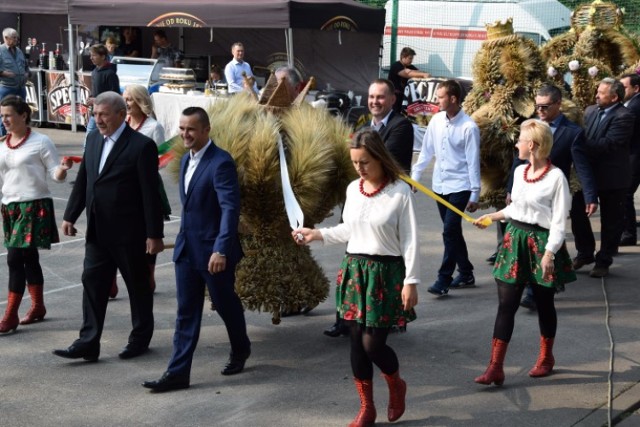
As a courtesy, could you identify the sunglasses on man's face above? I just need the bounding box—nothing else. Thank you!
[534,102,557,111]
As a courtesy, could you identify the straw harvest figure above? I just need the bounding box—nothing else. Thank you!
[462,18,546,208]
[169,74,355,324]
[542,0,640,109]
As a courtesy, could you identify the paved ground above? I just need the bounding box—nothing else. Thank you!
[0,125,639,426]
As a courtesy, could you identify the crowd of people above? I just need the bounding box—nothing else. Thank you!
[1,28,640,425]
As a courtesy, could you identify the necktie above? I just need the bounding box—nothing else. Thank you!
[588,109,605,139]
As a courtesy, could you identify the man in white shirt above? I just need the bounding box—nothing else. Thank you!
[224,42,258,94]
[411,80,480,296]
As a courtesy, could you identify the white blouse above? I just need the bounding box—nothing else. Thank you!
[0,131,63,204]
[319,179,421,285]
[137,117,165,146]
[502,165,571,254]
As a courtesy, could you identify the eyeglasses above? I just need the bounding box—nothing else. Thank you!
[534,102,557,111]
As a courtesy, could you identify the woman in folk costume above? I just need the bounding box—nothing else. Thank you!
[473,119,576,385]
[0,95,72,333]
[294,129,419,426]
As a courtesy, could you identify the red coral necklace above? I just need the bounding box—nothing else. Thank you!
[359,178,389,198]
[5,127,31,150]
[126,115,147,131]
[523,159,552,183]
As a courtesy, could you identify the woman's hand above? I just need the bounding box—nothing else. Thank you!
[541,253,555,282]
[291,227,320,245]
[473,214,492,229]
[401,283,418,311]
[60,157,73,170]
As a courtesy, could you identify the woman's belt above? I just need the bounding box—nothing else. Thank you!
[509,219,548,232]
[347,252,403,263]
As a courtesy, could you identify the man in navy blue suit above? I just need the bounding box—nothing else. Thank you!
[144,107,251,393]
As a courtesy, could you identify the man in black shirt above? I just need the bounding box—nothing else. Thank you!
[387,47,430,113]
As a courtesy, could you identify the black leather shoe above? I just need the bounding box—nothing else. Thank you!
[324,321,349,337]
[520,295,537,311]
[221,351,250,375]
[589,265,609,278]
[118,343,149,360]
[486,253,497,263]
[142,371,190,393]
[572,257,595,270]
[52,344,99,362]
[619,236,637,246]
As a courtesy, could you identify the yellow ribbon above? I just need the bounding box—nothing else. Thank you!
[400,175,492,227]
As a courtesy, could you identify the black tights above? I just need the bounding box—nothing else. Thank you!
[7,247,43,294]
[348,321,399,380]
[493,280,557,342]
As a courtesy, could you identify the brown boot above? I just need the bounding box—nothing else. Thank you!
[529,336,555,377]
[381,370,406,422]
[20,284,46,324]
[109,277,118,299]
[148,263,156,293]
[0,291,23,334]
[348,378,376,427]
[474,338,508,386]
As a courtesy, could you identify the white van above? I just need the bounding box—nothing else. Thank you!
[382,0,571,79]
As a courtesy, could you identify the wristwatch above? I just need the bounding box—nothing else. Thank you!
[214,251,226,257]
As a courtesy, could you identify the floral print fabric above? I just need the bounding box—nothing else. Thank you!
[336,255,416,328]
[493,222,576,291]
[2,198,59,249]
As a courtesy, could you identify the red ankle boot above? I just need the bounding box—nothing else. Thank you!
[529,336,555,377]
[475,338,508,386]
[382,370,406,422]
[348,378,376,427]
[0,291,23,334]
[20,284,47,324]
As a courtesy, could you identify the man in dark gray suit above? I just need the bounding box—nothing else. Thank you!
[53,92,164,361]
[619,74,640,246]
[575,78,635,278]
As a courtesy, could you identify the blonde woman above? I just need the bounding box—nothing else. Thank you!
[473,119,576,386]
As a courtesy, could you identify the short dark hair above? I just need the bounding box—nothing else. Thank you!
[350,129,403,183]
[182,106,210,128]
[0,95,31,126]
[537,84,563,103]
[371,78,396,94]
[438,79,462,101]
[621,73,640,89]
[400,47,416,58]
[153,29,167,39]
[90,44,108,57]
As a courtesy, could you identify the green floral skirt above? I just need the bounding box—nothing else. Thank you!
[493,220,576,292]
[336,253,416,328]
[2,198,60,249]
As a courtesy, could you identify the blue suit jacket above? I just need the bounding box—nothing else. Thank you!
[173,142,243,269]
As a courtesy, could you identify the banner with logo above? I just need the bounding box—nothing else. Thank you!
[45,71,92,126]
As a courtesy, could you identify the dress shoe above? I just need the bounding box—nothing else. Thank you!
[486,253,497,264]
[324,320,349,337]
[118,343,149,359]
[301,303,319,315]
[280,307,302,317]
[221,351,250,375]
[449,274,476,289]
[52,344,99,362]
[142,371,190,393]
[572,257,595,270]
[589,265,609,278]
[619,236,637,246]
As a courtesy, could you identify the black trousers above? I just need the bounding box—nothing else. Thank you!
[622,166,640,239]
[571,189,626,267]
[74,238,153,350]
